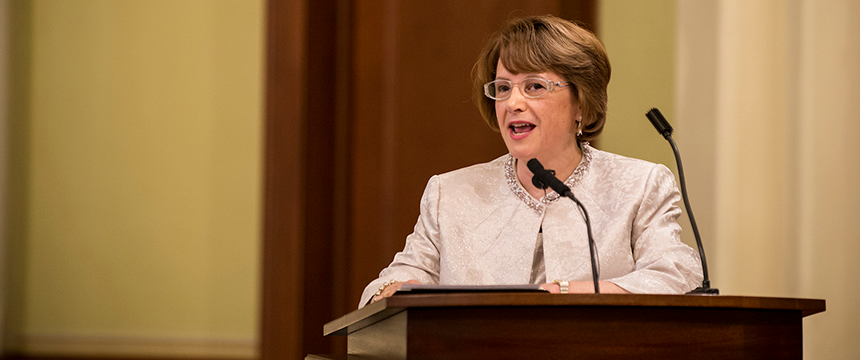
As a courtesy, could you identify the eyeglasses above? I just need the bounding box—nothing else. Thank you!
[483,77,571,100]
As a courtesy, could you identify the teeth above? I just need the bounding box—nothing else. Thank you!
[511,123,534,135]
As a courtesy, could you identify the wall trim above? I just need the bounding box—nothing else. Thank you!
[15,334,256,359]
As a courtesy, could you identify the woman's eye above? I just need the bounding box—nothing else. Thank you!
[496,84,511,93]
[525,81,546,92]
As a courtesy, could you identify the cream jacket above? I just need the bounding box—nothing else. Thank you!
[359,145,703,307]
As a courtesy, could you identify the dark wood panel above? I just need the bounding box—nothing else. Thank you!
[347,0,397,310]
[260,0,308,359]
[324,294,823,360]
[302,0,342,355]
[406,307,800,359]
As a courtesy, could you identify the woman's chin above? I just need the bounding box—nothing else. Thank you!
[507,149,539,162]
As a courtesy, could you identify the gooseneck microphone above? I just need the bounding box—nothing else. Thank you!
[527,159,572,197]
[645,108,719,295]
[527,159,600,294]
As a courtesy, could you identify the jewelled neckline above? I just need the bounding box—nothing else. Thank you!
[504,142,593,215]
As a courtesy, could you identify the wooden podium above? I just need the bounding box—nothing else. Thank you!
[319,292,825,360]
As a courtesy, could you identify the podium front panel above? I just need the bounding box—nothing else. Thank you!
[324,293,824,360]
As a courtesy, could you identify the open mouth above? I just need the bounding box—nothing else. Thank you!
[510,123,536,135]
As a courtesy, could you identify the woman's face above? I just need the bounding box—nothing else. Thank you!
[494,61,582,165]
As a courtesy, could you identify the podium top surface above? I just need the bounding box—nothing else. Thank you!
[324,292,825,336]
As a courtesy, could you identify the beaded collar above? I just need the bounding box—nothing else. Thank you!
[504,142,593,215]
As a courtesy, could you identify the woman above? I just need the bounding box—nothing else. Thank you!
[360,15,702,307]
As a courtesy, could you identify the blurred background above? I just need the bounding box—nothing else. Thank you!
[1,0,857,359]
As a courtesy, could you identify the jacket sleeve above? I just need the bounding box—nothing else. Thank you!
[358,176,443,308]
[606,164,704,294]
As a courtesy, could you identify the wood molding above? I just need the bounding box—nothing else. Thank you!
[7,334,255,359]
[5,356,249,360]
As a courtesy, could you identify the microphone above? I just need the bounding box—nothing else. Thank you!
[647,107,674,139]
[645,108,719,295]
[527,159,572,197]
[527,158,600,294]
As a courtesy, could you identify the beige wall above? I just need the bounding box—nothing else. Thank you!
[605,0,860,358]
[599,0,678,169]
[4,1,263,357]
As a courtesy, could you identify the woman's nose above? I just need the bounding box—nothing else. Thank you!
[506,86,528,112]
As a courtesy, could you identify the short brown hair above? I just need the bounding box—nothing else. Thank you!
[472,15,611,141]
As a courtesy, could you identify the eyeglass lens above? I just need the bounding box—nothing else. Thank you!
[487,78,552,100]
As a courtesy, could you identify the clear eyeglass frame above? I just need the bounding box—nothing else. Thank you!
[483,77,571,101]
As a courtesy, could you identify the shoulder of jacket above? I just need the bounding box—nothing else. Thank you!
[434,154,509,181]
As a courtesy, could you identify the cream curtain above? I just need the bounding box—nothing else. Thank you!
[677,0,860,358]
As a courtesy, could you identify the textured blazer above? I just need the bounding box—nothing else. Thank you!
[359,145,703,307]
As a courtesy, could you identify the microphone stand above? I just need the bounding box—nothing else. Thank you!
[566,193,600,294]
[646,108,719,295]
[527,159,600,294]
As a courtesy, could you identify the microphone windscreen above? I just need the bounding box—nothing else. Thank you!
[527,158,544,174]
[527,159,549,189]
[646,108,674,137]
